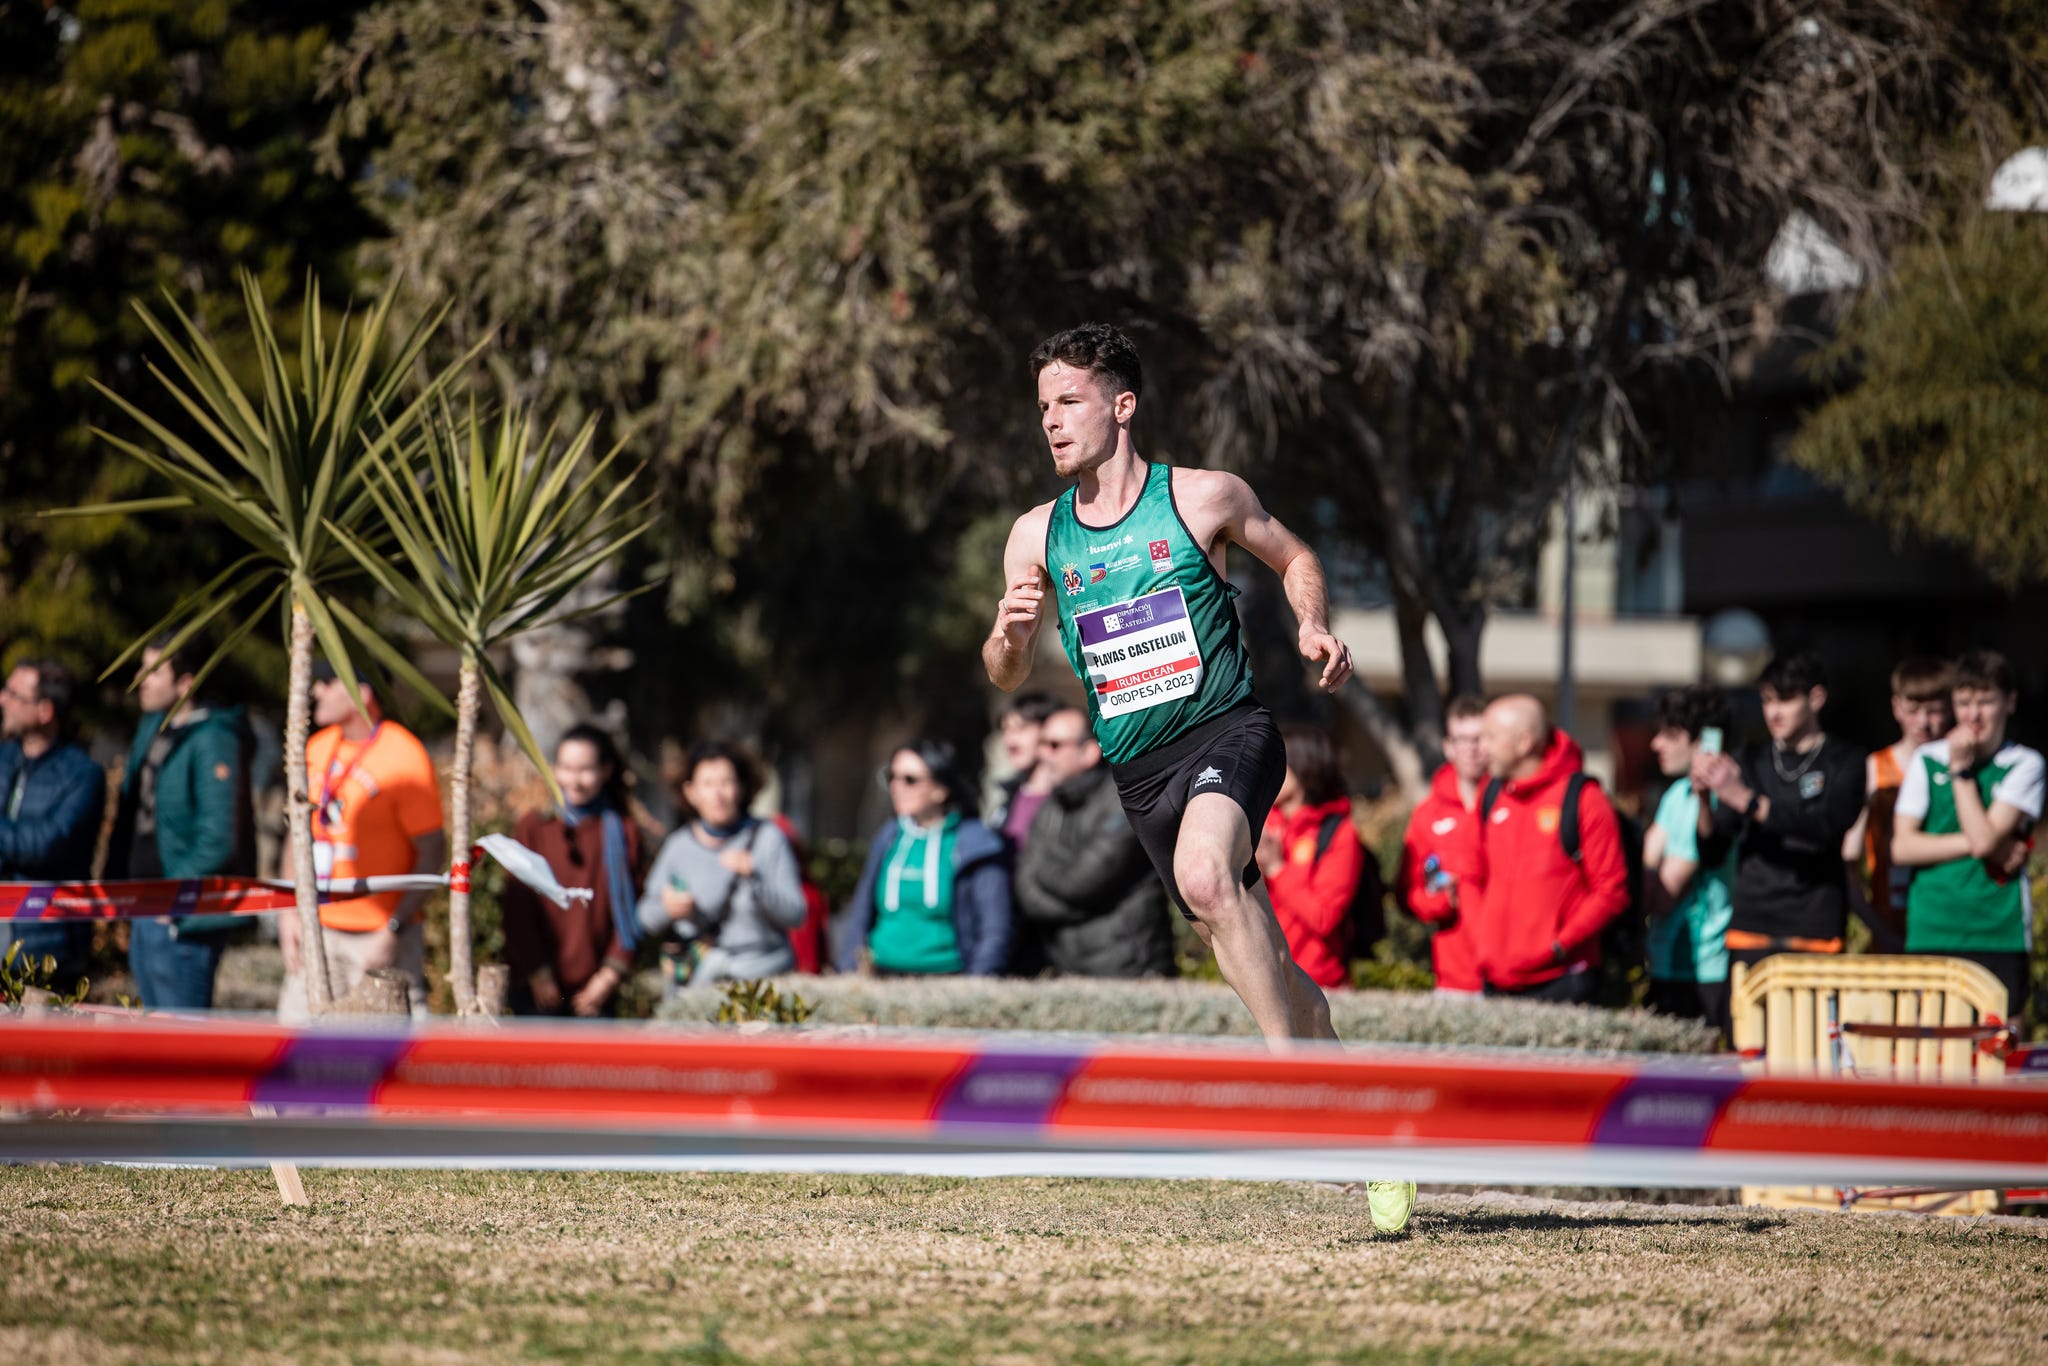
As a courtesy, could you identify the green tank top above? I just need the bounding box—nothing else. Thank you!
[1045,462,1255,764]
[1904,746,2036,954]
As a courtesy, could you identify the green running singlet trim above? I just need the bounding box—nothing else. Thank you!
[1045,462,1255,765]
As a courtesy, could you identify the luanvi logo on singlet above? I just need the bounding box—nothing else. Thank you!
[1045,462,1255,764]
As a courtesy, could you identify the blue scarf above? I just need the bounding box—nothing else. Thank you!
[564,799,639,954]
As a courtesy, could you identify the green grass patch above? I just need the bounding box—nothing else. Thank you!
[3,1168,2044,1363]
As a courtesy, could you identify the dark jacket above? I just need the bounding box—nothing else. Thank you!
[1012,764,1174,978]
[0,738,105,880]
[108,706,256,934]
[500,808,646,995]
[836,816,1012,976]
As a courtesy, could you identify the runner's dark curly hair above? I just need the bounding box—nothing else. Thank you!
[1029,322,1143,401]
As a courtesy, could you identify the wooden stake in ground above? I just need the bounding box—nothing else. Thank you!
[259,964,413,1207]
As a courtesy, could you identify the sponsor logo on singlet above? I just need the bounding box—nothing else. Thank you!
[1061,564,1083,595]
[1149,538,1172,572]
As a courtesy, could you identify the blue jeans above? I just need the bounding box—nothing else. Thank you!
[3,922,93,995]
[128,919,226,1009]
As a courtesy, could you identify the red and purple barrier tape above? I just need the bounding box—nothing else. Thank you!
[0,835,588,922]
[3,1015,2047,1186]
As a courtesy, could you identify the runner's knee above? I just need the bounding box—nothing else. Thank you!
[1173,853,1242,922]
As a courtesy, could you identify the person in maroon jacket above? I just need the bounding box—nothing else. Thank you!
[1398,695,1488,994]
[1471,695,1630,1003]
[501,724,649,1017]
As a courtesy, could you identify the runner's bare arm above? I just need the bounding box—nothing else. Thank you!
[1178,469,1353,692]
[984,504,1054,692]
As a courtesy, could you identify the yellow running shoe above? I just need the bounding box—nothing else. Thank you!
[1366,1179,1416,1235]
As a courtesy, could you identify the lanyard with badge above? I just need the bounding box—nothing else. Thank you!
[312,723,383,878]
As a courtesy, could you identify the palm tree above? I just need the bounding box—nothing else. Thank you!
[64,272,464,1014]
[336,398,653,1015]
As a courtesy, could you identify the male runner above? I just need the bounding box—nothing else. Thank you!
[983,322,1414,1234]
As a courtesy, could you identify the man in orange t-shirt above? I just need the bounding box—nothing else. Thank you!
[277,664,446,1021]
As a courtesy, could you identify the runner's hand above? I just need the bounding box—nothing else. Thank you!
[995,571,1047,647]
[1298,628,1353,691]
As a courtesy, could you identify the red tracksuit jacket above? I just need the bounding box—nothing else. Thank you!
[1470,729,1630,990]
[1399,763,1485,992]
[1262,796,1362,990]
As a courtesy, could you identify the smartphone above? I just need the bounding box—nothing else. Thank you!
[1700,726,1724,756]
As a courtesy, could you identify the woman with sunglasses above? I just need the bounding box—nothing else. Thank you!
[835,739,1012,976]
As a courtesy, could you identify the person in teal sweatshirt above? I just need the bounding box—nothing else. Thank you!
[836,739,1012,976]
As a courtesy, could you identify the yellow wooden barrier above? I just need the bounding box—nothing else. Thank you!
[1729,953,2012,1214]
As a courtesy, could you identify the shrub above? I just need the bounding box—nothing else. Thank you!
[654,974,1719,1053]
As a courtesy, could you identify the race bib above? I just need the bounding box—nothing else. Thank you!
[1077,587,1203,719]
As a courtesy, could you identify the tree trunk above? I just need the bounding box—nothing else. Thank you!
[1335,679,1430,803]
[1393,587,1445,771]
[447,655,482,1017]
[511,617,600,765]
[286,600,333,1013]
[1440,608,1485,702]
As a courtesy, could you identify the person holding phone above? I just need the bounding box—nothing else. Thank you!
[637,741,808,987]
[1643,685,1738,1036]
[1693,651,1868,971]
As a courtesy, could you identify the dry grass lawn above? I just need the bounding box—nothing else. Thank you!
[4,1167,2045,1364]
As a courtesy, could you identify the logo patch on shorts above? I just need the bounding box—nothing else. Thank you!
[1195,766,1224,787]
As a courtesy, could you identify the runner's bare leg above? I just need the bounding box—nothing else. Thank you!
[1175,792,1337,1046]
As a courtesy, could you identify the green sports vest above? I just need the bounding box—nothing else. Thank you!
[1904,749,2033,954]
[1045,462,1255,764]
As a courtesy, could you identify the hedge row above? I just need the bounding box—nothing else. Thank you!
[654,974,1721,1053]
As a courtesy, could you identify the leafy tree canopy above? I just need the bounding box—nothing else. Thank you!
[1791,215,2048,586]
[0,0,379,710]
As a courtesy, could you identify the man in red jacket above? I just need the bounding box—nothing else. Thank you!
[1472,695,1630,1004]
[1399,695,1488,994]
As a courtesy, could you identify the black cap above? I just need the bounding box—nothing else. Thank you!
[309,660,369,685]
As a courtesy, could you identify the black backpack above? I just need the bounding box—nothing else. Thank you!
[1478,772,1645,966]
[1311,813,1389,959]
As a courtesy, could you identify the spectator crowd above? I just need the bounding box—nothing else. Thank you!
[0,640,2037,1038]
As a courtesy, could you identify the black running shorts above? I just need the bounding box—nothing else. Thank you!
[1108,701,1288,920]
